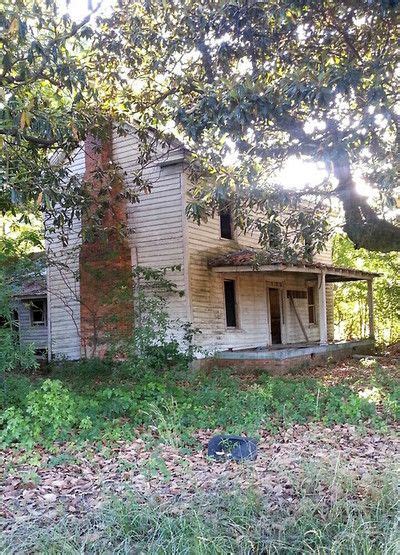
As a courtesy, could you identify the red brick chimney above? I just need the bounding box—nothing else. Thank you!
[79,129,133,357]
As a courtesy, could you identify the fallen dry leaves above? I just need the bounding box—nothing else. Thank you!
[1,359,399,532]
[236,354,400,388]
[1,422,399,532]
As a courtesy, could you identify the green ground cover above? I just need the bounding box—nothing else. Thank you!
[1,358,399,450]
[1,358,399,554]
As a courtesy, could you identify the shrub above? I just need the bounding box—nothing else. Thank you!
[49,357,112,379]
[0,406,33,447]
[0,374,33,409]
[26,380,78,440]
[93,387,137,419]
[0,328,38,379]
[0,379,81,448]
[110,266,202,375]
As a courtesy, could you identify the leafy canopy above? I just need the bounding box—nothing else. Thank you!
[97,0,400,254]
[1,0,399,256]
[0,0,110,232]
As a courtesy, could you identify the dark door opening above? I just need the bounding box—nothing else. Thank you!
[269,288,282,344]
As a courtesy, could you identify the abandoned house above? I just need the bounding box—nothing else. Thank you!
[34,126,377,370]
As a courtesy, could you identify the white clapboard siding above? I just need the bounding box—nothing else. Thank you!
[16,298,48,350]
[112,131,189,342]
[47,127,335,358]
[191,269,333,352]
[184,170,334,351]
[46,147,84,359]
[47,130,190,359]
[185,201,269,350]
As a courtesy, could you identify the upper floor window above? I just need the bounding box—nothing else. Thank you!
[220,208,233,239]
[30,299,47,326]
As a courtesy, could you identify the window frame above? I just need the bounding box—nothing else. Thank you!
[219,208,234,240]
[307,286,316,325]
[223,279,239,329]
[29,299,47,327]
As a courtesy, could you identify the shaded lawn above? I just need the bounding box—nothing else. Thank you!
[0,358,399,553]
[1,422,399,554]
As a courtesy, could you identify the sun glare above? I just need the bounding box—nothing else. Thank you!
[58,0,113,21]
[58,0,89,20]
[277,157,328,190]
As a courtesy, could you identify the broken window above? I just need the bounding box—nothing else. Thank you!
[220,208,233,239]
[224,280,237,327]
[307,287,316,324]
[29,299,47,326]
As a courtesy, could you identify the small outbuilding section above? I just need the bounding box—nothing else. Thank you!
[13,276,49,359]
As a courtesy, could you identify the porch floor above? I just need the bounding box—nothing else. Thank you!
[215,339,374,361]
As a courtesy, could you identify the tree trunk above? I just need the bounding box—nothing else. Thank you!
[332,151,400,252]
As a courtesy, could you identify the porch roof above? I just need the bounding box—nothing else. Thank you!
[13,277,47,299]
[208,249,379,282]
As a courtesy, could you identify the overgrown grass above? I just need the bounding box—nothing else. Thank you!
[0,359,399,449]
[1,466,398,554]
[1,360,399,553]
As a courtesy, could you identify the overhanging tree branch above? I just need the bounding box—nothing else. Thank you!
[332,151,400,252]
[0,128,59,148]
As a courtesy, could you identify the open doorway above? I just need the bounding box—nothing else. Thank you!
[268,288,282,344]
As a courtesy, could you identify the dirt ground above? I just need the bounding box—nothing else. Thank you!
[1,422,399,528]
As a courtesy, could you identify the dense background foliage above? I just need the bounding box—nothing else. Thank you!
[333,234,400,344]
[0,216,44,377]
[97,0,400,253]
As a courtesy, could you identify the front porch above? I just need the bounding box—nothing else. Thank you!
[212,339,375,373]
[204,249,378,372]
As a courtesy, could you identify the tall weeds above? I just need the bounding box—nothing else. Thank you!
[2,468,398,554]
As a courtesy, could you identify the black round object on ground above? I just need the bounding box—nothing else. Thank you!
[207,435,258,462]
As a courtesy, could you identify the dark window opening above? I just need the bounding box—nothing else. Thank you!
[220,209,233,239]
[307,287,316,324]
[269,288,282,344]
[29,299,47,326]
[224,280,237,327]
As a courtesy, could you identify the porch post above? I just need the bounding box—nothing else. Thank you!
[367,279,375,340]
[318,270,328,345]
